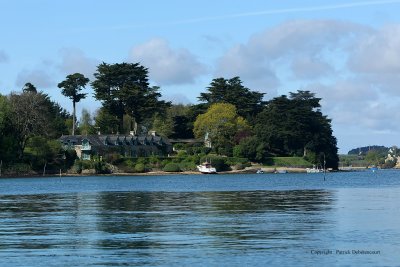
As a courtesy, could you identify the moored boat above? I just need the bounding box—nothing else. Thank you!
[306,165,322,173]
[197,161,217,174]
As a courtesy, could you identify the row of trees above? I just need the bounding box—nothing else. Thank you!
[0,61,339,172]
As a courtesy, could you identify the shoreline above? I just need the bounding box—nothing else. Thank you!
[0,166,380,179]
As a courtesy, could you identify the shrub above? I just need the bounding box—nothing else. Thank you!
[173,143,185,151]
[105,153,122,165]
[163,163,181,172]
[81,160,93,169]
[135,163,146,173]
[73,160,83,174]
[234,163,245,170]
[179,162,197,171]
[5,163,31,175]
[94,161,110,174]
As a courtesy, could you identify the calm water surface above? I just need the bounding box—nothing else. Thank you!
[0,170,399,266]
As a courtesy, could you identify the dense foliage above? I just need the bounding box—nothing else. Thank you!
[249,91,339,169]
[91,62,170,134]
[198,77,266,120]
[194,103,250,156]
[0,62,341,175]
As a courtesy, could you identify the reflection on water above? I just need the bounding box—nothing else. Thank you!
[1,171,400,266]
[0,190,334,266]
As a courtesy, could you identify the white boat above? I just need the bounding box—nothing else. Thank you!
[256,169,264,174]
[306,166,322,173]
[197,161,217,174]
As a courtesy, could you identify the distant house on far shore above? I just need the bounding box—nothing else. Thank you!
[59,131,172,160]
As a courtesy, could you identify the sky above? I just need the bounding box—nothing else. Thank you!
[1,0,400,154]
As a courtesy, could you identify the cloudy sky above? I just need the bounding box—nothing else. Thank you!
[1,0,400,153]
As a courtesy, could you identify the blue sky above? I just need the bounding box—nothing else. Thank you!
[1,0,400,153]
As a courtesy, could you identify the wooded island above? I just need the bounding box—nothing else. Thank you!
[0,62,339,176]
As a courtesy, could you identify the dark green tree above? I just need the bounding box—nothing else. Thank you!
[150,104,194,139]
[91,62,170,134]
[254,91,339,169]
[58,73,89,135]
[0,94,18,163]
[198,77,266,120]
[22,82,37,93]
[94,107,120,134]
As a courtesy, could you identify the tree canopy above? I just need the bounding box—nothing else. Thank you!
[7,91,69,159]
[58,73,89,135]
[253,91,338,168]
[198,77,266,120]
[91,62,170,134]
[194,103,249,156]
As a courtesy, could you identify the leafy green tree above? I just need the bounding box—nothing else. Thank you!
[8,91,69,159]
[91,62,170,133]
[27,136,62,170]
[9,92,51,159]
[150,104,195,138]
[364,150,386,166]
[0,94,18,163]
[79,108,95,135]
[198,77,266,120]
[0,94,9,133]
[94,107,119,134]
[58,73,89,135]
[151,113,174,137]
[194,103,249,156]
[254,91,339,169]
[234,136,268,162]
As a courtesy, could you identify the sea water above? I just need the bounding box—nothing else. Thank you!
[0,170,399,266]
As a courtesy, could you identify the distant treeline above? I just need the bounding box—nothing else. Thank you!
[348,146,389,155]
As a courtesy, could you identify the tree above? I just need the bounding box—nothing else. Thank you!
[58,73,89,135]
[79,109,95,135]
[94,107,119,134]
[150,104,194,138]
[7,90,70,160]
[91,62,170,133]
[253,91,339,169]
[198,77,266,120]
[22,82,37,93]
[194,103,249,156]
[0,94,18,163]
[9,92,51,159]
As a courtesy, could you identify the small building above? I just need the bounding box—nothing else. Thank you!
[59,132,172,160]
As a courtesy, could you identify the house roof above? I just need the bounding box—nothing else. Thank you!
[60,134,171,147]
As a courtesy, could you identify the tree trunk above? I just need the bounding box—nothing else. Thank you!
[72,101,76,135]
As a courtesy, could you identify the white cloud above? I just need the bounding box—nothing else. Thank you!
[129,38,207,85]
[215,20,366,96]
[0,50,9,63]
[58,48,99,79]
[349,24,400,74]
[214,20,400,152]
[290,56,334,79]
